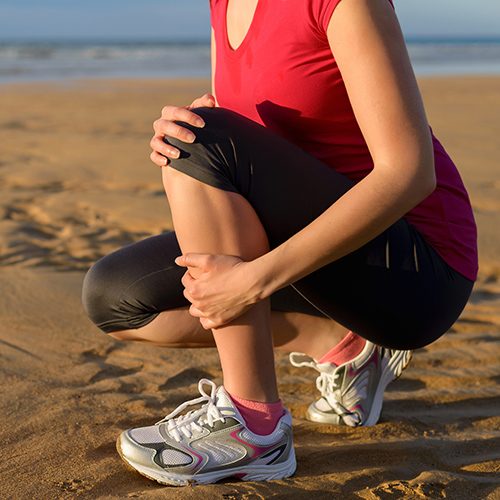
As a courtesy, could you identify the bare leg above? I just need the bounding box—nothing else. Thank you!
[110,307,349,360]
[162,166,281,402]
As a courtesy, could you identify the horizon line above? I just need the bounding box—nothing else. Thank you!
[1,34,500,44]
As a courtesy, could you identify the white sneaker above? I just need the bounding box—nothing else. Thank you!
[117,379,296,485]
[290,342,412,426]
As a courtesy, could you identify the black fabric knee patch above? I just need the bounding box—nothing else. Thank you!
[81,233,188,334]
[82,252,161,333]
[164,107,254,196]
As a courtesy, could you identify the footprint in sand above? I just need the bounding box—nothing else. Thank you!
[80,346,143,386]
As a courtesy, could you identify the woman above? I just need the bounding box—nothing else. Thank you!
[82,0,477,486]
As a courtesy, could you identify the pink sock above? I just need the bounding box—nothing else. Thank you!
[318,331,366,366]
[228,393,285,435]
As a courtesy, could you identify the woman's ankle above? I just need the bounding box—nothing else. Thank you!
[228,391,285,435]
[304,325,350,361]
[317,331,366,365]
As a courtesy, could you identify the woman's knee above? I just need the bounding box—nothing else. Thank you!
[82,254,126,333]
[177,106,238,136]
[166,107,235,153]
[83,233,189,336]
[82,251,158,334]
[163,107,247,194]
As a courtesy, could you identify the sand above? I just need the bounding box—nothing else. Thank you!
[0,76,499,499]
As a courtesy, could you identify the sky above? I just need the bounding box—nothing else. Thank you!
[0,0,499,41]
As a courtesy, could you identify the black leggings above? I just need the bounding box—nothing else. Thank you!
[82,107,473,350]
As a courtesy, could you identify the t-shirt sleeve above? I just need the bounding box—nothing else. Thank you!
[311,0,344,34]
[311,0,395,34]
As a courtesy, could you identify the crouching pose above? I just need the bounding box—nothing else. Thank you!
[82,0,477,486]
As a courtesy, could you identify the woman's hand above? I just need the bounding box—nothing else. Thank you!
[175,253,262,330]
[150,93,216,167]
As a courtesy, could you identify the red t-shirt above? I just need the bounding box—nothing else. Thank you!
[210,0,478,281]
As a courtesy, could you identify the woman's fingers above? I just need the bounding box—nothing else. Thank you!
[189,93,216,110]
[153,119,196,143]
[188,304,225,331]
[150,150,170,167]
[176,253,214,271]
[150,97,214,167]
[189,304,204,318]
[150,118,196,167]
[150,135,180,159]
[161,105,206,128]
[181,270,196,290]
[200,318,217,330]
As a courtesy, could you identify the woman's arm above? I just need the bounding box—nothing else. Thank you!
[253,0,436,299]
[175,0,436,329]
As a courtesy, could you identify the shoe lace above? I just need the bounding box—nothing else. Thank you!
[155,379,226,443]
[289,352,361,426]
[315,370,341,397]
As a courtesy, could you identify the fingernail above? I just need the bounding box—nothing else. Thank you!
[196,119,205,127]
[171,149,180,159]
[186,132,196,142]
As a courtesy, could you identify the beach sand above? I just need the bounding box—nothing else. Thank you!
[0,76,499,499]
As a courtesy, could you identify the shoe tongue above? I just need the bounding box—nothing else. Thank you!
[317,361,338,372]
[215,386,245,422]
[290,352,337,372]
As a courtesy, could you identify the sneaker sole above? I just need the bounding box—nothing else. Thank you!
[116,435,297,486]
[307,349,412,426]
[306,404,344,425]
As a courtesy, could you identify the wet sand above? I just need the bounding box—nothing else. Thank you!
[0,76,499,498]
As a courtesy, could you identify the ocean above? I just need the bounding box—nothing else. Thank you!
[1,38,500,84]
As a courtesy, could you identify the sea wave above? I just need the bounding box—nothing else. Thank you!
[1,39,500,83]
[0,41,211,82]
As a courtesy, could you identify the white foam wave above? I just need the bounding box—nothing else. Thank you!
[1,40,500,83]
